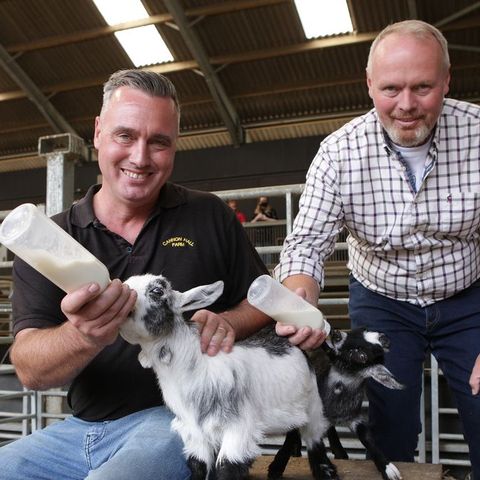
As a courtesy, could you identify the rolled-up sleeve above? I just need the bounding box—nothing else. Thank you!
[273,146,345,289]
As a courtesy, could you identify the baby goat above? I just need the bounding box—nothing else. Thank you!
[121,274,336,480]
[268,327,404,480]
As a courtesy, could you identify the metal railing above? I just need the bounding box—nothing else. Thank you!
[0,366,70,447]
[0,365,36,447]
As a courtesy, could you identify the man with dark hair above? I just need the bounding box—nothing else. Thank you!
[0,69,270,479]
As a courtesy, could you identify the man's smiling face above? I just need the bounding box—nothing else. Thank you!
[367,33,450,147]
[94,86,179,208]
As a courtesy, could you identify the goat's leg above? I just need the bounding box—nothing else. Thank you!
[188,456,208,480]
[171,418,213,479]
[268,429,302,479]
[213,459,252,480]
[306,439,339,480]
[291,429,303,457]
[301,392,339,480]
[214,423,260,480]
[301,424,338,478]
[353,422,402,480]
[327,426,349,459]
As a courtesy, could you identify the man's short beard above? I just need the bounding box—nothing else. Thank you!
[386,123,432,147]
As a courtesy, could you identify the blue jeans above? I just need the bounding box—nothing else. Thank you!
[0,406,191,480]
[349,276,480,480]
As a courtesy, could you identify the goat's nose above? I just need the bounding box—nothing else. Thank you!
[331,329,342,343]
[349,349,368,365]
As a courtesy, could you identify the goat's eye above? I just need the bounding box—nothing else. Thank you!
[150,286,164,296]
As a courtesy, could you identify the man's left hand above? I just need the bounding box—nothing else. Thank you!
[193,310,235,356]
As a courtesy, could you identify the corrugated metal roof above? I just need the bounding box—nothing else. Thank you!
[0,0,479,170]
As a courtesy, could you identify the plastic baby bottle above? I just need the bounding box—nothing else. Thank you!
[247,274,331,334]
[0,203,110,293]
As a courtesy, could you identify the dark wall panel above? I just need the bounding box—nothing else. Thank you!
[0,136,322,211]
[172,136,321,191]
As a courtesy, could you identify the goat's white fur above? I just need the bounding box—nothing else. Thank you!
[386,463,402,479]
[364,331,383,346]
[121,274,328,472]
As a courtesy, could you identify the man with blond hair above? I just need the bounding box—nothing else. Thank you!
[275,20,480,479]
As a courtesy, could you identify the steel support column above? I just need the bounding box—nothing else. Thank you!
[38,133,86,216]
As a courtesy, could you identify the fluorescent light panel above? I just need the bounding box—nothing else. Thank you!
[294,0,353,39]
[92,0,173,67]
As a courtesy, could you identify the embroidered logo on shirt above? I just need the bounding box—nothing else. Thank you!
[162,236,195,248]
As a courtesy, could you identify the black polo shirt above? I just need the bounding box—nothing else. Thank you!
[12,183,268,421]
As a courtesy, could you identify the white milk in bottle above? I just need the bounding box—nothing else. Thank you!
[247,274,330,334]
[0,203,110,293]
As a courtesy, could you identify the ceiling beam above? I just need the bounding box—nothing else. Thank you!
[213,32,377,64]
[0,42,78,135]
[6,2,478,57]
[162,0,244,146]
[435,1,480,28]
[1,16,480,104]
[345,0,359,33]
[0,32,377,102]
[6,0,288,54]
[449,43,480,54]
[2,60,479,136]
[0,59,200,101]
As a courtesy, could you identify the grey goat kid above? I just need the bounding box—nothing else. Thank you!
[121,273,336,480]
[268,327,404,480]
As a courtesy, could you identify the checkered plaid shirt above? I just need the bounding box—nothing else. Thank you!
[274,98,480,307]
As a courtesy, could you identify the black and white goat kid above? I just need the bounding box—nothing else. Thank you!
[121,274,335,480]
[268,328,404,480]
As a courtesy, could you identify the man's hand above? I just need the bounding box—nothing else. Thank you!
[61,278,137,348]
[193,310,235,356]
[469,354,480,396]
[275,322,327,350]
[275,285,327,350]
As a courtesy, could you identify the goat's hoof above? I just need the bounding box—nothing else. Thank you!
[315,463,339,480]
[267,460,285,479]
[267,471,283,480]
[382,463,402,480]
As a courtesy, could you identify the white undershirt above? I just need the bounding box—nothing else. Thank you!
[394,140,431,192]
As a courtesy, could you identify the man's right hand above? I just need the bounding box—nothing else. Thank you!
[11,280,136,390]
[275,320,327,350]
[275,275,326,350]
[61,278,137,348]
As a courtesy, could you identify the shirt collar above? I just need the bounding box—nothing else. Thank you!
[71,182,187,228]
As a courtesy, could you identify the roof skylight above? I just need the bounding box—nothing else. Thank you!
[294,0,353,39]
[92,0,174,67]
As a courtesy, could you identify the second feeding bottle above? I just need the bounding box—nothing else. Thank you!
[247,274,330,335]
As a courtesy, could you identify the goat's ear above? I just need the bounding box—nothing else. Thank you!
[175,280,224,312]
[363,364,404,390]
